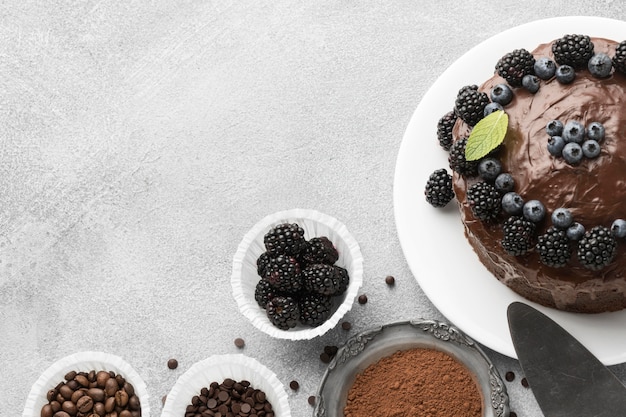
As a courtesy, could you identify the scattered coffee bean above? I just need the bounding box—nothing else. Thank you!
[308,395,316,406]
[234,337,245,348]
[184,378,274,417]
[289,380,299,391]
[505,371,515,382]
[167,358,178,369]
[341,321,352,330]
[40,370,141,417]
[358,294,368,304]
[521,377,529,388]
[385,275,395,286]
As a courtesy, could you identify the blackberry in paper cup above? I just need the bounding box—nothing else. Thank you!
[22,351,149,417]
[231,209,364,340]
[161,354,290,417]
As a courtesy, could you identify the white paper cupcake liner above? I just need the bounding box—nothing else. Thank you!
[161,354,290,417]
[231,208,364,340]
[22,351,150,417]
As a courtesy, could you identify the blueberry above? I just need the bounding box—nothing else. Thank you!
[484,102,504,117]
[562,142,583,164]
[501,192,524,215]
[551,208,573,230]
[582,140,601,158]
[546,120,564,137]
[534,57,557,80]
[523,199,546,223]
[478,157,502,182]
[588,53,613,78]
[563,121,585,144]
[566,222,585,240]
[612,219,626,238]
[490,84,513,106]
[555,65,575,84]
[547,136,566,157]
[494,173,515,193]
[586,122,605,142]
[522,74,540,93]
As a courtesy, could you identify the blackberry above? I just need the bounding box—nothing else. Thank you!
[454,85,490,126]
[299,293,333,327]
[551,34,594,68]
[302,264,345,296]
[495,49,536,87]
[577,226,617,270]
[501,216,536,256]
[264,223,307,256]
[613,41,626,74]
[536,227,571,268]
[466,181,500,221]
[425,169,454,208]
[263,255,303,293]
[256,251,271,276]
[266,296,300,330]
[333,266,350,295]
[449,138,479,177]
[300,237,339,266]
[437,110,457,151]
[255,278,286,309]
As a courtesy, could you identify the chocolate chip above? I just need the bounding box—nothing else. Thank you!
[320,352,331,363]
[308,395,316,406]
[162,395,167,405]
[358,294,368,304]
[185,379,273,417]
[521,377,529,388]
[234,338,245,348]
[167,358,179,369]
[509,412,517,417]
[289,380,299,391]
[385,275,395,286]
[341,321,352,330]
[324,345,338,356]
[505,371,515,382]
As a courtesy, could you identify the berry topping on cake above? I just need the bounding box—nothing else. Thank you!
[551,208,574,230]
[534,57,557,80]
[454,85,490,126]
[611,219,626,239]
[467,181,500,221]
[552,34,594,68]
[501,192,524,216]
[425,168,454,208]
[477,157,502,182]
[555,65,576,84]
[448,138,478,177]
[264,223,307,256]
[266,296,300,330]
[495,48,536,87]
[298,293,333,327]
[588,52,613,78]
[536,226,572,268]
[490,83,514,105]
[577,226,617,271]
[437,110,457,151]
[501,216,536,256]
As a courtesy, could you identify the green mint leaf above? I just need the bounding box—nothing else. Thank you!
[464,110,509,161]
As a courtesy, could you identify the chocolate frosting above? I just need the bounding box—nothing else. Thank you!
[453,38,626,313]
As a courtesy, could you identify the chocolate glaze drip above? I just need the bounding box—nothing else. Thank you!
[452,38,626,313]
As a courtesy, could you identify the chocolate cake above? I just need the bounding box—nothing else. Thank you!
[445,36,626,313]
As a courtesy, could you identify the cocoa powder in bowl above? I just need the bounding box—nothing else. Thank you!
[343,347,482,417]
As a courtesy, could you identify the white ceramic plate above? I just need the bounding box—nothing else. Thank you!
[393,16,626,365]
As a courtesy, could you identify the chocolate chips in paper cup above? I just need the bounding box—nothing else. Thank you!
[22,351,150,417]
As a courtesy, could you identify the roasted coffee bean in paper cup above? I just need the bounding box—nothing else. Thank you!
[231,208,364,340]
[22,351,149,417]
[161,354,290,417]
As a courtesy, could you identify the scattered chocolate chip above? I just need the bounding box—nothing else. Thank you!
[162,395,167,405]
[320,352,331,363]
[521,377,529,388]
[167,359,178,370]
[308,395,316,406]
[509,412,517,417]
[505,371,515,382]
[234,338,245,348]
[341,321,352,330]
[385,275,395,286]
[324,345,338,356]
[289,380,299,391]
[358,294,368,304]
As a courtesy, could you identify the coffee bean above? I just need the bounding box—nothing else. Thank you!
[50,401,61,413]
[47,389,57,402]
[289,381,299,391]
[60,401,77,415]
[123,382,135,397]
[128,395,141,411]
[41,404,53,417]
[104,396,116,413]
[234,338,245,348]
[105,377,119,397]
[93,402,105,415]
[65,371,77,381]
[358,294,368,304]
[385,275,395,286]
[70,389,85,404]
[96,371,110,388]
[76,395,94,413]
[167,358,178,369]
[59,385,74,401]
[75,374,90,388]
[119,411,132,417]
[115,389,129,407]
[341,321,352,330]
[52,411,71,417]
[505,371,515,382]
[87,388,105,402]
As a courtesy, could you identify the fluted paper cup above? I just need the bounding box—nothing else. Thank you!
[161,354,290,417]
[22,351,150,417]
[231,209,364,340]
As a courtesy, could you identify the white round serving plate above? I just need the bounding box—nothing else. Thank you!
[393,16,626,365]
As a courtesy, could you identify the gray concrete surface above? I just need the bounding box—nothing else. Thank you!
[3,1,626,416]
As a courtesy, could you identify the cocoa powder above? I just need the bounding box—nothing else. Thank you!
[343,348,482,417]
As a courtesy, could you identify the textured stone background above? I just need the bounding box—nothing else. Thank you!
[3,2,626,417]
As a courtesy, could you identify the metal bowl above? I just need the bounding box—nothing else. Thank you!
[314,319,509,417]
